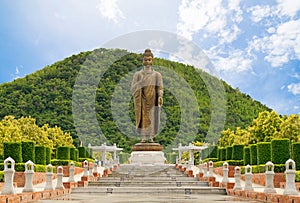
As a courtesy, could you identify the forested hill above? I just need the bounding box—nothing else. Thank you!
[0,48,271,152]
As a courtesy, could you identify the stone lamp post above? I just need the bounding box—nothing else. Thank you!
[23,160,35,192]
[1,157,16,195]
[264,161,276,194]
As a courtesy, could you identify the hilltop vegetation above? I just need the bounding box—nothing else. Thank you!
[0,48,270,152]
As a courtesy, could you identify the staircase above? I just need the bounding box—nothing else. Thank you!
[71,164,226,195]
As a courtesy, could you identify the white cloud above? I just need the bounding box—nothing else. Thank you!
[206,47,253,73]
[97,0,125,23]
[277,0,300,18]
[247,5,272,23]
[288,83,300,95]
[176,0,242,43]
[248,19,300,67]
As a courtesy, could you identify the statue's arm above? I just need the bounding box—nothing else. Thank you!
[157,73,163,106]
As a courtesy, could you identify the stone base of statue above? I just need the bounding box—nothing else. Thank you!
[129,143,166,165]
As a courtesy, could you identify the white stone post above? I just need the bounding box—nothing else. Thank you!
[89,162,93,177]
[198,159,203,174]
[283,159,299,196]
[189,143,194,166]
[264,161,276,194]
[244,164,253,191]
[222,162,229,183]
[113,143,117,164]
[102,143,107,167]
[233,166,242,190]
[94,160,98,173]
[208,161,214,177]
[23,160,35,192]
[203,162,208,177]
[1,157,16,195]
[68,162,75,182]
[44,164,54,191]
[55,166,65,190]
[83,160,89,177]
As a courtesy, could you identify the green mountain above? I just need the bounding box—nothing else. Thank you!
[0,48,270,152]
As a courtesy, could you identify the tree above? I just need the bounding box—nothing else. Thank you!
[279,114,300,142]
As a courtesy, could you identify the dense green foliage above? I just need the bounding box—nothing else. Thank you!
[250,144,257,165]
[220,147,226,161]
[208,146,218,158]
[45,146,51,165]
[35,146,46,165]
[78,147,86,158]
[22,141,35,163]
[0,48,270,152]
[57,146,70,160]
[271,139,290,164]
[244,147,250,165]
[292,143,300,170]
[232,144,244,160]
[4,142,22,163]
[257,142,271,165]
[226,146,233,160]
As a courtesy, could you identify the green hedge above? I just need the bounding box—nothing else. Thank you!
[166,152,177,164]
[214,160,244,168]
[35,146,46,165]
[202,158,218,163]
[292,142,300,170]
[87,148,93,159]
[4,142,22,163]
[257,142,271,165]
[226,146,233,160]
[232,144,244,160]
[51,159,71,166]
[119,152,130,164]
[0,171,3,182]
[22,141,35,163]
[201,148,209,160]
[45,147,51,165]
[244,147,250,165]
[78,158,94,163]
[220,148,226,161]
[0,163,47,172]
[208,146,218,158]
[271,139,290,164]
[70,148,76,161]
[78,147,86,158]
[250,144,257,165]
[57,146,70,160]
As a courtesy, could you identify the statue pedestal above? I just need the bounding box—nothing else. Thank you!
[129,143,166,165]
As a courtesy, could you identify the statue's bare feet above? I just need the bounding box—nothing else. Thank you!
[149,138,154,143]
[141,139,146,143]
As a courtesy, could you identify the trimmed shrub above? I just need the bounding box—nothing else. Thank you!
[250,144,257,165]
[271,138,290,164]
[0,171,4,182]
[51,159,71,166]
[35,146,46,165]
[4,142,22,163]
[78,158,94,163]
[214,160,244,168]
[87,148,93,159]
[119,152,130,164]
[45,147,51,165]
[75,149,79,162]
[57,146,70,160]
[226,146,233,160]
[70,148,76,161]
[220,148,226,161]
[0,163,47,172]
[232,144,244,160]
[201,148,209,160]
[257,142,271,165]
[208,146,218,158]
[22,141,35,163]
[166,152,177,164]
[292,142,300,170]
[78,147,86,158]
[244,147,250,165]
[202,158,218,163]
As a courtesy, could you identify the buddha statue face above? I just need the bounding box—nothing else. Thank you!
[142,55,153,68]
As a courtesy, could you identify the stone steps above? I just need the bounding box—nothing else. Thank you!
[71,186,226,195]
[88,181,208,187]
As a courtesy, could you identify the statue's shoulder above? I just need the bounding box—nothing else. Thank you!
[153,70,162,77]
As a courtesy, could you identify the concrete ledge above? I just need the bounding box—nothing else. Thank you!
[227,189,300,203]
[0,188,70,203]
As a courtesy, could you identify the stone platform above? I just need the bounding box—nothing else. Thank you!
[132,142,163,151]
[130,143,166,165]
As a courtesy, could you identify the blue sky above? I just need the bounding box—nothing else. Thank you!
[0,0,300,116]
